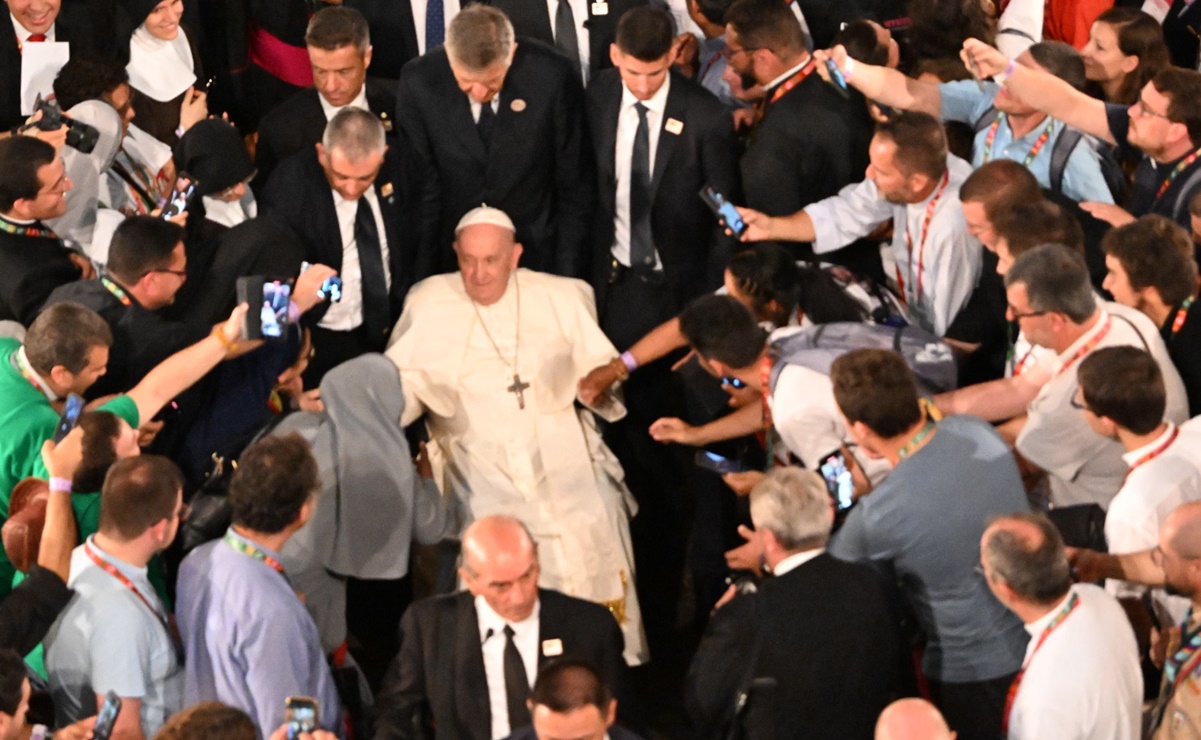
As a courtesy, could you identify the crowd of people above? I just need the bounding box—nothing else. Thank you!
[4,0,1201,736]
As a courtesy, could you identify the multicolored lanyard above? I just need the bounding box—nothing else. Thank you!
[982,114,1055,166]
[1052,315,1112,379]
[1126,426,1180,480]
[101,277,132,307]
[1156,146,1201,200]
[769,58,817,104]
[84,542,184,662]
[896,417,936,460]
[896,170,951,307]
[1002,591,1081,734]
[13,348,51,397]
[1165,609,1201,689]
[224,530,287,577]
[1171,295,1196,341]
[0,217,57,240]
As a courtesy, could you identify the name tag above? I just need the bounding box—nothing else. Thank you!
[542,638,564,656]
[591,1,609,15]
[665,118,684,135]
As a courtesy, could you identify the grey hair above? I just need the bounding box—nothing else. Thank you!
[321,108,386,161]
[1004,243,1096,323]
[446,5,515,72]
[982,513,1072,606]
[749,467,831,552]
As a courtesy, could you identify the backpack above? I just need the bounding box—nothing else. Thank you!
[768,322,958,394]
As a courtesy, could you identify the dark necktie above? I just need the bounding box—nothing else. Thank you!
[503,625,532,730]
[353,197,389,345]
[477,101,496,150]
[629,102,655,272]
[425,0,444,51]
[554,0,583,83]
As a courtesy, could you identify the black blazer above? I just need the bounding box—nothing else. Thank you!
[586,69,740,314]
[685,553,904,740]
[395,39,595,280]
[503,725,645,740]
[260,146,422,342]
[486,0,645,80]
[253,78,399,193]
[374,589,626,740]
[0,228,83,326]
[0,3,107,131]
[343,0,421,81]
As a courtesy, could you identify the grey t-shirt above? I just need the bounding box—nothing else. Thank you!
[830,414,1029,683]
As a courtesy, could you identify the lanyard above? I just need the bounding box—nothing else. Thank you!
[224,530,287,577]
[1166,609,1201,688]
[759,355,778,468]
[896,417,936,460]
[769,58,816,104]
[896,171,951,307]
[1126,426,1179,481]
[0,216,56,240]
[1052,315,1112,379]
[83,542,183,662]
[1171,295,1196,341]
[982,114,1055,167]
[13,348,51,397]
[101,277,132,307]
[699,49,723,80]
[1156,147,1201,200]
[1002,591,1081,734]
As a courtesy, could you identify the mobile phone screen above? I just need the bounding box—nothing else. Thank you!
[161,182,196,219]
[721,376,746,389]
[93,692,122,740]
[53,394,84,443]
[700,186,748,237]
[260,280,291,339]
[285,697,318,740]
[819,449,855,511]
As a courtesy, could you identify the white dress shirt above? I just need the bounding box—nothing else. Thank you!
[770,547,823,576]
[318,84,369,122]
[319,186,391,331]
[470,97,501,124]
[611,76,670,270]
[545,0,590,83]
[1006,584,1141,740]
[476,596,540,740]
[412,0,461,55]
[763,56,810,94]
[11,13,55,42]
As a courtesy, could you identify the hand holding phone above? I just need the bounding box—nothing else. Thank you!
[161,180,197,220]
[694,449,746,474]
[236,276,293,340]
[285,696,319,740]
[699,186,748,238]
[92,692,122,740]
[819,447,855,511]
[53,394,84,444]
[823,59,851,99]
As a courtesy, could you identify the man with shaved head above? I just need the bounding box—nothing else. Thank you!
[374,515,627,740]
[875,698,956,740]
[979,512,1141,739]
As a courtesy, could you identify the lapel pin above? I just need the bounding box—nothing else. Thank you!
[665,118,684,135]
[541,638,564,657]
[381,182,394,199]
[511,98,527,112]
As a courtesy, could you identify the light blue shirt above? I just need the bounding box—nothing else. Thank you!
[176,529,341,739]
[939,80,1114,204]
[696,36,745,111]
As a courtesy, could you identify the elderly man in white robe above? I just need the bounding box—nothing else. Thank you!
[385,206,647,664]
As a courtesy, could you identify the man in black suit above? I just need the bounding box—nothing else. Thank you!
[374,515,626,740]
[685,467,903,740]
[0,136,86,326]
[489,0,645,85]
[723,0,878,278]
[396,4,594,279]
[342,0,457,82]
[254,7,398,191]
[262,107,420,384]
[503,659,644,740]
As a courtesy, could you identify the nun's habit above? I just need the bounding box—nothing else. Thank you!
[119,0,204,146]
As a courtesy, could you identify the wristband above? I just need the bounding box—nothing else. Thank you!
[995,58,1017,85]
[211,324,237,352]
[620,351,638,373]
[174,124,186,138]
[842,57,856,82]
[287,299,302,323]
[49,477,72,492]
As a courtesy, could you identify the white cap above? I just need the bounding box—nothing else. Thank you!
[455,205,516,235]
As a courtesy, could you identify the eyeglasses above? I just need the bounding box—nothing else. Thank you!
[1133,97,1171,120]
[1007,305,1048,321]
[723,45,760,60]
[146,267,188,279]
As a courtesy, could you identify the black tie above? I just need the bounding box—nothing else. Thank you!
[477,101,496,150]
[353,197,389,345]
[554,0,583,83]
[503,625,531,730]
[629,102,655,272]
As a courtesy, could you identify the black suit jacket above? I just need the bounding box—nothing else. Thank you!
[0,3,106,130]
[374,589,626,740]
[503,725,645,740]
[253,79,398,193]
[685,553,903,740]
[343,0,421,81]
[487,0,645,80]
[586,69,739,314]
[395,40,595,280]
[260,147,422,343]
[0,226,83,326]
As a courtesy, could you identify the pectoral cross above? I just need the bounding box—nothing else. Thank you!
[507,374,531,409]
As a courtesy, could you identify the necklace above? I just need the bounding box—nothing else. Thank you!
[471,275,529,410]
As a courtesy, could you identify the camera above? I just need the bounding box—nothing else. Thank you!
[31,95,99,154]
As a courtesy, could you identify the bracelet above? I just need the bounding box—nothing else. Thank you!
[49,477,72,492]
[610,357,630,381]
[995,58,1017,85]
[842,57,856,82]
[620,351,638,373]
[211,324,236,352]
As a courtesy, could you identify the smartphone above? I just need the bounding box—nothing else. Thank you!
[300,261,343,303]
[92,691,122,740]
[161,181,197,220]
[965,54,987,91]
[285,696,319,740]
[824,59,851,99]
[694,449,746,474]
[53,393,84,444]
[699,186,747,238]
[721,376,747,390]
[819,447,855,511]
[236,276,293,340]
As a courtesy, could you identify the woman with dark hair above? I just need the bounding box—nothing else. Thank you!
[905,0,996,69]
[119,0,208,145]
[1080,8,1170,105]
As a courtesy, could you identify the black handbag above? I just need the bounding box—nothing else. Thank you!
[180,453,236,554]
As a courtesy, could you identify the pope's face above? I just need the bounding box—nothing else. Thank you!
[455,224,523,306]
[8,0,60,35]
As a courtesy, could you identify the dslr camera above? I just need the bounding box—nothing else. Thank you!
[29,95,99,154]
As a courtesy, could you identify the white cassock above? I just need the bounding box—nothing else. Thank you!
[385,268,648,664]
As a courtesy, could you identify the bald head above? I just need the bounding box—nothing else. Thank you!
[875,699,955,740]
[460,516,541,622]
[1165,502,1201,559]
[462,515,536,573]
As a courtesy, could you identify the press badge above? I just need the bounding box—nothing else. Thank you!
[591,2,609,15]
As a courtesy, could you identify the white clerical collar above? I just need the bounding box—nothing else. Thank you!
[475,593,541,644]
[11,13,55,42]
[201,190,256,228]
[319,85,369,122]
[770,547,824,576]
[1024,587,1075,635]
[620,73,670,116]
[15,346,60,402]
[1053,309,1109,366]
[126,24,195,102]
[764,55,810,92]
[1122,423,1178,467]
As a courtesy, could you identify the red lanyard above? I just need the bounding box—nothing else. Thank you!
[769,59,816,104]
[1157,147,1201,200]
[1012,346,1036,378]
[1126,426,1179,480]
[1052,316,1112,379]
[83,542,183,661]
[982,114,1055,166]
[896,171,950,307]
[1171,295,1196,341]
[699,50,723,80]
[1002,591,1081,734]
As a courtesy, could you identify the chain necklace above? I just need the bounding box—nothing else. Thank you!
[471,274,530,409]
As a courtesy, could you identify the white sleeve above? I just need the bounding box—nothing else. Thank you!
[996,0,1043,57]
[913,208,981,336]
[804,179,894,255]
[771,367,845,469]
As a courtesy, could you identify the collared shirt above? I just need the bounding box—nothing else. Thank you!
[318,84,369,122]
[544,0,590,83]
[200,190,257,229]
[10,13,55,43]
[611,75,670,269]
[804,155,981,335]
[763,56,811,94]
[939,81,1114,204]
[320,185,391,331]
[412,0,461,55]
[45,537,183,736]
[470,96,501,124]
[176,529,341,739]
[1107,102,1201,229]
[1007,584,1141,740]
[476,596,540,740]
[15,346,58,402]
[771,548,824,576]
[695,36,744,110]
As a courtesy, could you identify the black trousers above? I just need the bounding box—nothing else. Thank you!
[304,324,376,389]
[926,671,1017,740]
